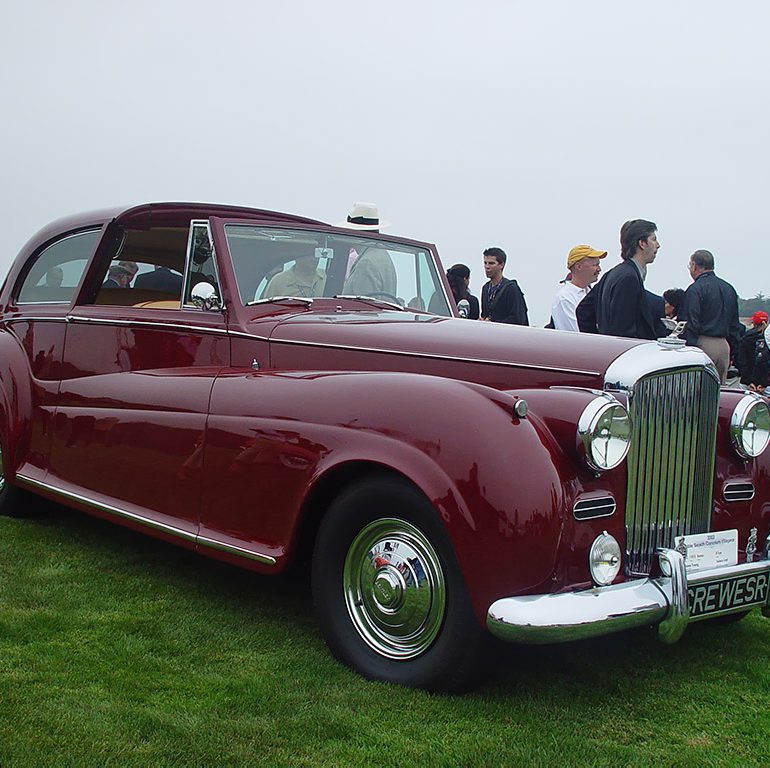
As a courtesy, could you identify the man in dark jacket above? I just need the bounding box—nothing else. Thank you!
[737,311,769,390]
[579,219,662,339]
[480,247,529,325]
[679,249,743,383]
[135,265,184,295]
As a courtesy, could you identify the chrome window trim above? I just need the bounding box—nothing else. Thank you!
[222,222,454,314]
[269,336,601,376]
[181,220,223,311]
[15,474,277,566]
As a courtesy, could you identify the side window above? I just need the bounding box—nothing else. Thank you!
[91,225,188,308]
[17,230,100,304]
[182,222,221,307]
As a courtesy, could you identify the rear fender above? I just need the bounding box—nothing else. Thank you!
[0,328,34,477]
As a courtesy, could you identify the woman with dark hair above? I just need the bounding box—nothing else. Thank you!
[446,264,479,319]
[663,288,685,319]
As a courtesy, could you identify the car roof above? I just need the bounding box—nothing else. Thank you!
[13,202,327,261]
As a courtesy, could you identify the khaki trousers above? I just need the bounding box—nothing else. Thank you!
[696,335,730,383]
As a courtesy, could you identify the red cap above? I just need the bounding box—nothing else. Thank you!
[752,311,769,325]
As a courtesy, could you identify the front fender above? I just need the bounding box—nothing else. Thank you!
[203,369,569,619]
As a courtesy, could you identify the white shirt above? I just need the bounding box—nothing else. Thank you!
[551,281,590,332]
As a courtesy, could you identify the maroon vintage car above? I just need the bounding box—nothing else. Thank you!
[1,202,768,690]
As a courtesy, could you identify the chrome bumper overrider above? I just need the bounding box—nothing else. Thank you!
[487,549,770,644]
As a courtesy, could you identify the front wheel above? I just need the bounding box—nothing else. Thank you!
[312,477,486,691]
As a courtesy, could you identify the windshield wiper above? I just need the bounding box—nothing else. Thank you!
[333,295,405,311]
[245,296,314,307]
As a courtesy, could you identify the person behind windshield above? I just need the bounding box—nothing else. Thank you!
[339,202,397,299]
[264,253,326,299]
[445,263,479,319]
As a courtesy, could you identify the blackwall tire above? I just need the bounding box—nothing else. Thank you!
[0,444,29,518]
[312,476,486,692]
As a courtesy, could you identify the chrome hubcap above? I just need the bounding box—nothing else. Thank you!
[343,518,446,659]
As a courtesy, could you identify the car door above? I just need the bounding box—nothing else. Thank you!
[3,227,102,483]
[46,214,228,540]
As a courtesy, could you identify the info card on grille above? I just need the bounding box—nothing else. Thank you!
[675,530,738,572]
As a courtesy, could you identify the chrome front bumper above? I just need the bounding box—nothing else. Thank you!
[487,549,770,644]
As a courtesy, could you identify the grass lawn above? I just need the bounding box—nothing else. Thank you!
[1,503,769,767]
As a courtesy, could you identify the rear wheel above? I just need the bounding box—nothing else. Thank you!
[312,476,486,691]
[0,444,29,517]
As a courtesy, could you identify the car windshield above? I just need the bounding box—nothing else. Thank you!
[224,225,452,315]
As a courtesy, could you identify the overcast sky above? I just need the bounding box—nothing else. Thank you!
[3,1,769,324]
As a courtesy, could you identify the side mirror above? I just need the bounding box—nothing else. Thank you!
[457,298,470,318]
[190,282,222,311]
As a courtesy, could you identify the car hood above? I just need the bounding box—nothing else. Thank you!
[265,310,642,387]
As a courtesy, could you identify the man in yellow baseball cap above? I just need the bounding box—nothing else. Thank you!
[550,245,606,331]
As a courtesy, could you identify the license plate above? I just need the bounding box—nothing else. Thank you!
[688,572,769,618]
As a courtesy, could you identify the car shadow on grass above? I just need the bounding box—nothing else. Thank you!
[13,500,768,700]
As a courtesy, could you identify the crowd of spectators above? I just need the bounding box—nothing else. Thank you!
[453,217,764,391]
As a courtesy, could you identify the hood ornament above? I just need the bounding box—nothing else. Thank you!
[657,318,687,349]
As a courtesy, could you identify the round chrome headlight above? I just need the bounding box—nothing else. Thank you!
[730,393,770,458]
[589,532,621,586]
[578,396,631,471]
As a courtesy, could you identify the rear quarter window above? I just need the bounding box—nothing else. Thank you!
[17,229,101,304]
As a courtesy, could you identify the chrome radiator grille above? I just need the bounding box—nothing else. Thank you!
[624,367,720,574]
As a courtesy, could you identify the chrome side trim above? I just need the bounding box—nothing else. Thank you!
[17,474,197,541]
[270,336,601,377]
[66,315,230,337]
[487,548,770,644]
[195,535,276,565]
[723,481,756,503]
[15,474,276,566]
[5,314,264,341]
[572,496,616,520]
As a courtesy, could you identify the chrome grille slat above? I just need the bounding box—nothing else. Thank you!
[624,367,720,574]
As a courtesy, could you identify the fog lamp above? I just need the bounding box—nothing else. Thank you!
[589,532,621,586]
[730,393,770,459]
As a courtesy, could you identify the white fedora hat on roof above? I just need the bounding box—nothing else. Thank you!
[337,201,389,231]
